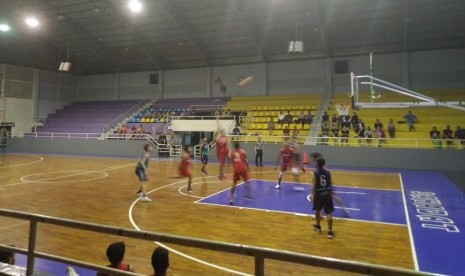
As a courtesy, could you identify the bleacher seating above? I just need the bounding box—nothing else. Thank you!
[35,100,142,135]
[328,90,465,148]
[124,97,230,135]
[224,94,323,142]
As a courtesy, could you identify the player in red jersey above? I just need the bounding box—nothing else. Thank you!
[178,146,193,191]
[170,146,193,192]
[215,116,229,180]
[228,142,251,205]
[274,140,299,189]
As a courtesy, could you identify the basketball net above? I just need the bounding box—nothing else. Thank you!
[335,103,350,116]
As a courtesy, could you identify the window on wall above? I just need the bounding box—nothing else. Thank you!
[334,60,349,74]
[149,73,159,85]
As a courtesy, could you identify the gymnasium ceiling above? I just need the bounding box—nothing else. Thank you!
[0,0,464,75]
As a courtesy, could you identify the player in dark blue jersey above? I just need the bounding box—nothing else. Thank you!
[311,158,335,239]
[200,138,209,175]
[135,144,153,202]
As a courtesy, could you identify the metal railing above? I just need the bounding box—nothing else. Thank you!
[171,115,236,120]
[228,134,465,149]
[102,100,151,133]
[23,132,101,140]
[0,208,431,276]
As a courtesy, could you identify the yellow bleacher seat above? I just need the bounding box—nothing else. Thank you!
[150,118,155,123]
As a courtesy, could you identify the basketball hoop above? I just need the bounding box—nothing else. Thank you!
[335,103,350,116]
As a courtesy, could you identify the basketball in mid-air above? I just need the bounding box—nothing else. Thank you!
[238,75,254,87]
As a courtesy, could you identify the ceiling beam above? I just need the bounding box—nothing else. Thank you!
[42,1,117,74]
[312,0,330,56]
[403,0,411,52]
[157,0,211,66]
[93,0,166,70]
[230,0,265,62]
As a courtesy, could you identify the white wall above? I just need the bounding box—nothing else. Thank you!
[37,70,78,118]
[78,72,158,101]
[5,98,34,136]
[268,59,328,95]
[74,48,465,101]
[118,72,158,100]
[211,63,266,97]
[78,74,118,101]
[409,48,465,90]
[163,68,208,98]
[1,64,36,136]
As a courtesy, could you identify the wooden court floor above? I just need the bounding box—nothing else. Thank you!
[0,153,414,275]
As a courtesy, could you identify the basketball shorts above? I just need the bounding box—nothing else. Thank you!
[312,191,334,214]
[233,171,250,183]
[217,152,227,163]
[135,167,148,181]
[179,169,192,178]
[201,154,208,164]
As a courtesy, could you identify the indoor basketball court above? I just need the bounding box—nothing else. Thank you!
[1,153,463,275]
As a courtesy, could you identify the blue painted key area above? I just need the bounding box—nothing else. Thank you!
[401,171,465,276]
[197,179,406,225]
[15,254,96,276]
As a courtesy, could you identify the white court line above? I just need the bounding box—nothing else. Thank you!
[331,169,399,176]
[0,155,44,169]
[128,177,251,276]
[305,195,361,211]
[177,180,222,199]
[2,162,137,187]
[399,173,419,271]
[20,170,109,184]
[336,191,366,195]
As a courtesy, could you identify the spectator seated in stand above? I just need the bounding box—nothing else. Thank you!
[277,111,285,125]
[430,126,442,149]
[330,122,339,145]
[350,112,359,130]
[331,113,338,124]
[97,242,134,275]
[284,111,293,125]
[295,111,305,126]
[365,126,374,146]
[305,111,313,126]
[455,126,465,147]
[232,125,241,136]
[374,127,386,147]
[442,124,453,148]
[137,124,145,134]
[321,111,329,124]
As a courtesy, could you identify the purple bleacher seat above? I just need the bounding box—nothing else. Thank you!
[38,100,148,134]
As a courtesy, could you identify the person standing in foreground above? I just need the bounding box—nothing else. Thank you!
[200,138,209,175]
[135,144,153,202]
[255,136,264,167]
[228,142,250,205]
[311,158,335,239]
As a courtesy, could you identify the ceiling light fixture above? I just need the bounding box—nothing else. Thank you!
[25,17,39,27]
[128,0,142,12]
[0,24,10,32]
[59,44,72,72]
